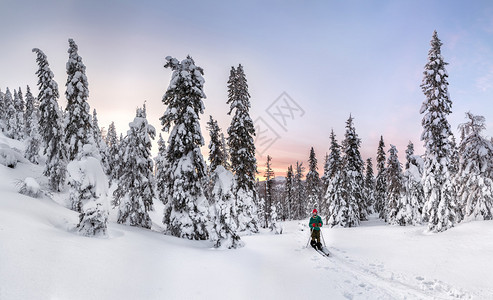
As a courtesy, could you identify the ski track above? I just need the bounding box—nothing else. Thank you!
[296,227,473,300]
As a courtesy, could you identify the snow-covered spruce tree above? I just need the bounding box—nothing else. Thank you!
[3,88,14,137]
[292,161,306,219]
[17,88,25,137]
[256,195,266,228]
[227,64,259,234]
[0,89,5,130]
[272,181,284,222]
[375,136,387,218]
[264,155,275,228]
[269,204,282,234]
[325,130,342,183]
[105,121,120,184]
[456,112,493,221]
[397,141,424,225]
[112,106,156,229]
[64,38,94,161]
[67,146,109,237]
[155,133,167,205]
[306,147,322,215]
[364,158,376,214]
[115,133,125,180]
[24,86,41,164]
[33,48,67,192]
[385,145,403,224]
[450,135,460,177]
[24,86,36,136]
[206,115,243,246]
[449,135,461,217]
[12,87,25,140]
[208,165,243,249]
[160,56,209,240]
[284,165,294,220]
[207,115,226,172]
[92,109,109,173]
[341,115,364,225]
[321,152,330,200]
[5,89,19,139]
[325,131,347,227]
[220,133,231,170]
[420,31,458,232]
[205,116,228,201]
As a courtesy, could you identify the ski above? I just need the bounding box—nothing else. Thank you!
[311,244,330,257]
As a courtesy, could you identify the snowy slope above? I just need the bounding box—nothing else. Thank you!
[1,137,493,299]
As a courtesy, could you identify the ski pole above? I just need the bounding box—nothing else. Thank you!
[320,228,327,247]
[306,228,313,248]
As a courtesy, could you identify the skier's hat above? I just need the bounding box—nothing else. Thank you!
[312,209,318,214]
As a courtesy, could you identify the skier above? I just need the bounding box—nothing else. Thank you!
[309,209,323,250]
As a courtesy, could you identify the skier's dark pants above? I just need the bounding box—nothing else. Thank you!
[311,229,320,244]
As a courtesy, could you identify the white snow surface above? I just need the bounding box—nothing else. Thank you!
[1,138,493,299]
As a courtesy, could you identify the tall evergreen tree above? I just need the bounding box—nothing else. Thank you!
[33,48,67,192]
[91,109,103,149]
[323,130,341,216]
[227,64,259,234]
[112,106,156,229]
[397,141,424,225]
[207,115,226,172]
[155,133,167,205]
[205,116,226,202]
[456,112,493,221]
[64,38,93,161]
[420,31,457,232]
[24,86,41,164]
[375,136,387,217]
[321,152,330,196]
[264,155,275,228]
[341,115,364,225]
[385,145,403,224]
[284,165,294,220]
[3,88,14,136]
[105,121,120,184]
[11,87,25,140]
[364,158,376,214]
[24,86,36,136]
[325,132,347,227]
[208,165,243,249]
[92,109,109,172]
[0,88,5,130]
[6,89,18,139]
[292,161,305,219]
[160,56,209,240]
[305,147,322,215]
[325,131,342,180]
[220,133,231,170]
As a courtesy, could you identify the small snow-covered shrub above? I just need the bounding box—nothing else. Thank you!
[77,201,108,237]
[0,146,20,168]
[17,177,42,198]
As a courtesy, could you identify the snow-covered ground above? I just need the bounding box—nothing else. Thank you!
[1,136,492,300]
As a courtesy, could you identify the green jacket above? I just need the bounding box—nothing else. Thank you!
[309,215,323,231]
